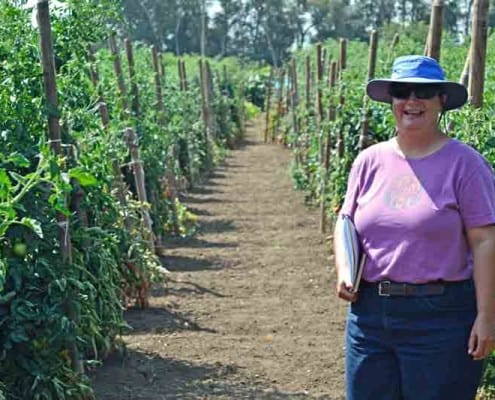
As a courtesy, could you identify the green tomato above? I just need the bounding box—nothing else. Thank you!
[13,242,27,257]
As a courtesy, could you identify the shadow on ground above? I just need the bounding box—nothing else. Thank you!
[160,254,238,272]
[198,218,236,234]
[92,349,327,400]
[124,306,217,335]
[151,279,226,299]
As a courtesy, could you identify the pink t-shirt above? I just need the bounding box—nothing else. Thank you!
[341,138,495,283]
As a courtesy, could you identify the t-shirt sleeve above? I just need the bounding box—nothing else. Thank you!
[458,159,495,229]
[340,156,364,219]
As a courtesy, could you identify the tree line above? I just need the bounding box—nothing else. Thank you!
[26,0,495,67]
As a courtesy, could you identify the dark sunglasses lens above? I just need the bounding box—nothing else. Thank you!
[389,84,440,99]
[414,85,440,99]
[389,84,411,99]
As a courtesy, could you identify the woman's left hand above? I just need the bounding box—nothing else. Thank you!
[468,312,495,360]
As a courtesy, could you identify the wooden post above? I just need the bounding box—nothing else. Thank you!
[468,0,489,108]
[305,55,311,111]
[199,59,213,151]
[367,31,378,82]
[327,61,338,121]
[322,48,328,79]
[360,30,379,152]
[316,44,325,199]
[391,33,400,49]
[181,60,188,92]
[151,45,165,116]
[158,52,165,81]
[339,39,347,79]
[274,69,286,142]
[125,39,140,117]
[426,0,444,61]
[177,59,184,91]
[460,54,470,87]
[87,49,129,222]
[151,47,180,235]
[290,58,299,136]
[108,34,129,114]
[319,60,338,233]
[264,69,273,143]
[316,44,324,129]
[205,61,217,139]
[124,128,155,254]
[37,0,83,374]
[202,59,214,142]
[336,40,347,158]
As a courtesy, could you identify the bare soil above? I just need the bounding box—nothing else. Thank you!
[91,117,347,399]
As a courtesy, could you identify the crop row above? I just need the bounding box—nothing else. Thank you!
[267,23,495,397]
[0,1,257,398]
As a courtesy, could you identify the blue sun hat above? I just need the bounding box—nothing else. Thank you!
[366,55,467,110]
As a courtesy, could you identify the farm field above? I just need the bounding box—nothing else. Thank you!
[3,1,495,398]
[91,117,347,400]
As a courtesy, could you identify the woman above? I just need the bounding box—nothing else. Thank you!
[334,55,495,400]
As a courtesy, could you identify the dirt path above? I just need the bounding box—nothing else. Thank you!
[92,118,347,399]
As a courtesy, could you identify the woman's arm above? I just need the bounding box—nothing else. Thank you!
[333,218,358,302]
[466,224,495,360]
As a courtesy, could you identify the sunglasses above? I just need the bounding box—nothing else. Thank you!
[388,83,443,100]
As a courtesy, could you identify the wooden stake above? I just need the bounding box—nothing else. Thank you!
[327,61,338,121]
[460,53,470,87]
[360,30,379,151]
[181,60,188,92]
[274,69,286,142]
[151,45,165,117]
[290,59,299,136]
[87,49,130,227]
[339,39,347,77]
[367,31,378,82]
[124,127,155,254]
[426,0,444,61]
[264,69,273,143]
[305,55,311,111]
[316,43,324,129]
[177,59,184,91]
[151,47,180,235]
[125,39,140,117]
[108,34,129,114]
[468,0,489,108]
[37,0,82,374]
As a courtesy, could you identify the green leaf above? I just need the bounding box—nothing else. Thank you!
[0,291,15,305]
[6,153,30,168]
[69,167,98,186]
[0,169,12,201]
[8,171,27,185]
[19,217,43,238]
[486,137,495,148]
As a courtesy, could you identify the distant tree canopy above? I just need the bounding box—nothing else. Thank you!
[120,0,495,66]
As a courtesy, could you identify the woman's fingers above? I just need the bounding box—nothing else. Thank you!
[337,281,358,302]
[468,316,495,360]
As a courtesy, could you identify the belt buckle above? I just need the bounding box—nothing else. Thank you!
[378,281,391,297]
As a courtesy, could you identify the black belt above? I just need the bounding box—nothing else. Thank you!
[362,280,450,297]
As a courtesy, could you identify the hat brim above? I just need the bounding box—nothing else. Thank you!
[366,78,468,110]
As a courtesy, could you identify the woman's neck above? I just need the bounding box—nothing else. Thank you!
[394,128,448,158]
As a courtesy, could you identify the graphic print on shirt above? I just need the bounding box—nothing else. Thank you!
[383,173,426,210]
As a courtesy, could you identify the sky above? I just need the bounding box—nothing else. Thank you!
[208,0,222,17]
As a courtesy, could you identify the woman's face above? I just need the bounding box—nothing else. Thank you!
[389,84,445,133]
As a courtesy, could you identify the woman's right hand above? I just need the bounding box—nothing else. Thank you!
[336,278,358,302]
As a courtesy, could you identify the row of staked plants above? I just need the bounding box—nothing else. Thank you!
[270,22,495,398]
[0,1,258,398]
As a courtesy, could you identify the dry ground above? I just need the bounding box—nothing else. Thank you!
[91,117,347,399]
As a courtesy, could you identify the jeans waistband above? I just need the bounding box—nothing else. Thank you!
[361,279,471,297]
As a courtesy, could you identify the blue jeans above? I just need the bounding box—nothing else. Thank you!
[346,280,483,400]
